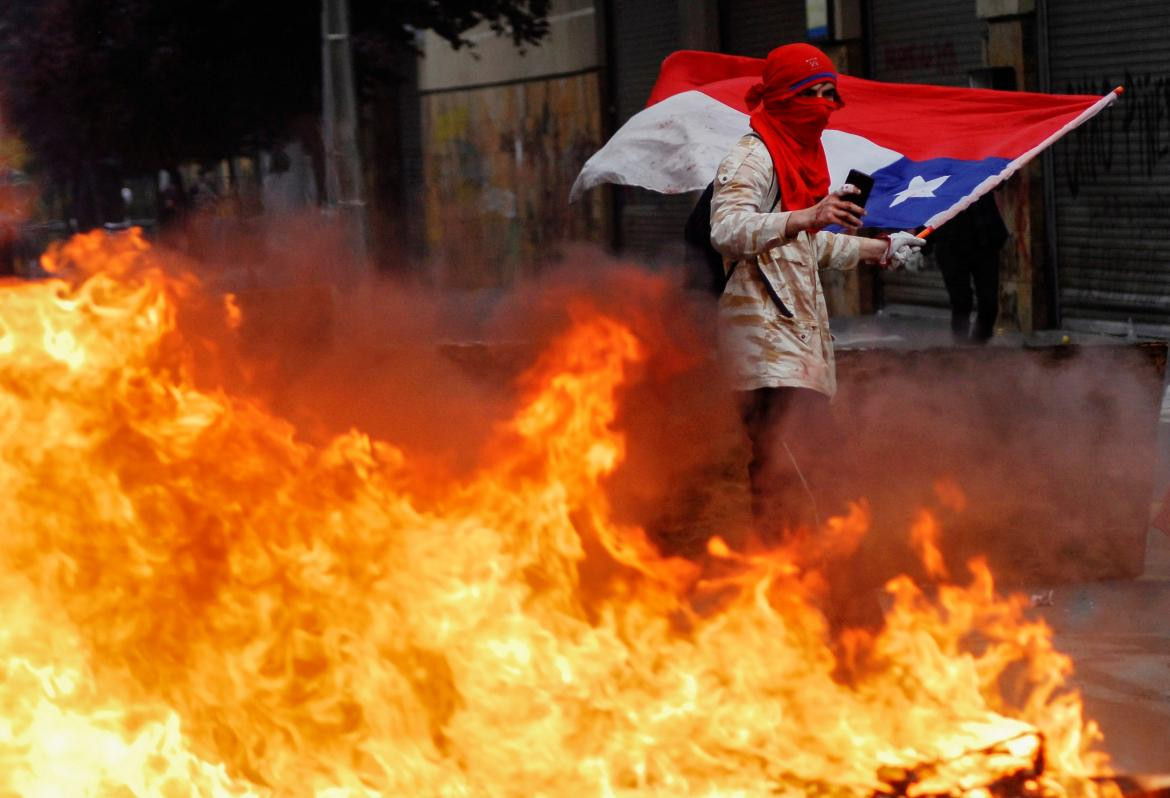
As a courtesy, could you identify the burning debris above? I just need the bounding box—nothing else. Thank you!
[869,730,1045,797]
[0,229,1143,795]
[1030,591,1056,609]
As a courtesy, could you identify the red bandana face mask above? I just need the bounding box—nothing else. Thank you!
[770,95,836,145]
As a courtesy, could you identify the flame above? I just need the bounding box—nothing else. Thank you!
[910,509,949,581]
[0,230,1119,796]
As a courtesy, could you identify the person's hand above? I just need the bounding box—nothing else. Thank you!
[806,186,865,230]
[879,231,927,268]
[898,248,925,272]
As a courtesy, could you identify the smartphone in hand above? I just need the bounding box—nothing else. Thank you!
[843,169,875,209]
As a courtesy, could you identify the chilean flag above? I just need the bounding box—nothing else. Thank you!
[571,50,1120,231]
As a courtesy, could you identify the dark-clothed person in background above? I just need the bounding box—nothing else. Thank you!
[929,191,1008,344]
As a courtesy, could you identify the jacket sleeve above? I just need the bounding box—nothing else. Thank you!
[813,230,862,271]
[709,136,793,259]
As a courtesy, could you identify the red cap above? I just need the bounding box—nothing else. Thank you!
[746,43,841,108]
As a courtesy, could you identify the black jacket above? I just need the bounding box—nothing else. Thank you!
[929,192,1008,258]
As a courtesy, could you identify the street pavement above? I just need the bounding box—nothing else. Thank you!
[1043,530,1170,774]
[834,308,1170,775]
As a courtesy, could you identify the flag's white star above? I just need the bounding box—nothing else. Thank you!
[890,174,950,207]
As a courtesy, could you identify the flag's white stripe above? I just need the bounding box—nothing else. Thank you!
[570,92,748,201]
[572,90,913,205]
[821,130,902,192]
[570,91,907,202]
[923,90,1119,230]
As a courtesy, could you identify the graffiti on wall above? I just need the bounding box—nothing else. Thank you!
[1061,71,1170,198]
[880,40,959,78]
[421,73,607,289]
[1056,70,1170,315]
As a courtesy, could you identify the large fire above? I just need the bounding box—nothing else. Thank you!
[0,229,1122,795]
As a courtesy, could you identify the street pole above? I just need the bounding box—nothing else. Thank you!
[321,0,369,271]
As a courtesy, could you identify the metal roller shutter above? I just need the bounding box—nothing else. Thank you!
[869,0,988,309]
[719,0,804,58]
[610,0,679,128]
[1046,0,1170,329]
[608,0,693,258]
[869,0,985,87]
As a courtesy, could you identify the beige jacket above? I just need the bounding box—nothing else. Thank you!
[710,134,862,397]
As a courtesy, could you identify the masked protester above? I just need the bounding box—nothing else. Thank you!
[710,43,923,544]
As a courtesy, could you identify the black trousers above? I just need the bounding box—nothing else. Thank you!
[739,386,841,543]
[937,247,999,342]
[739,386,883,631]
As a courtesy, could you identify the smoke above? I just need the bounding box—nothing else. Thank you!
[158,220,749,546]
[1043,577,1170,774]
[162,215,1165,597]
[833,342,1164,591]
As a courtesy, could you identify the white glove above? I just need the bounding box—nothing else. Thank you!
[899,248,925,273]
[880,231,927,268]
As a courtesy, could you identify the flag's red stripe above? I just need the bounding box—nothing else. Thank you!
[645,50,763,107]
[647,50,1109,162]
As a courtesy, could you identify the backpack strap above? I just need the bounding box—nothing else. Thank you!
[743,131,780,213]
[726,133,791,317]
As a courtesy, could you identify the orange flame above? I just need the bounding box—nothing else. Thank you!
[910,509,949,581]
[0,230,1117,795]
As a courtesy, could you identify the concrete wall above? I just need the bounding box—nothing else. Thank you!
[420,74,607,287]
[418,0,608,287]
[418,0,599,92]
